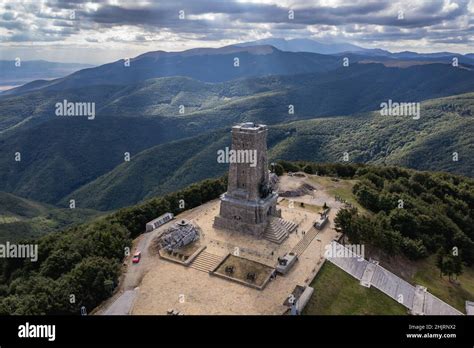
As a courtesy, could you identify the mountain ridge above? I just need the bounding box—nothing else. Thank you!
[1,45,341,96]
[62,93,474,210]
[1,64,474,207]
[5,41,473,98]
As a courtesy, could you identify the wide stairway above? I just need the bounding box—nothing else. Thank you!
[189,251,224,273]
[291,228,318,256]
[263,217,297,244]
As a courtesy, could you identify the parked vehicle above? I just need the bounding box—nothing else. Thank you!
[132,251,141,264]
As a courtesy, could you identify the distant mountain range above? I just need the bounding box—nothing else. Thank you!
[238,38,474,62]
[1,61,473,133]
[0,63,473,207]
[5,40,473,97]
[0,41,473,214]
[238,38,373,54]
[2,45,342,96]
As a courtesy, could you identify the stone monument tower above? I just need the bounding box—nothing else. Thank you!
[213,122,280,236]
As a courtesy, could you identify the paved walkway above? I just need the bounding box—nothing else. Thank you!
[103,289,138,315]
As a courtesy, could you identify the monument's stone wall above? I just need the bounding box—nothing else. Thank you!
[214,122,280,236]
[226,123,269,201]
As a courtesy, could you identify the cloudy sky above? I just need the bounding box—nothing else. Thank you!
[0,0,473,64]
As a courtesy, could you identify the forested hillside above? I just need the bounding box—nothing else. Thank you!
[0,178,226,314]
[66,93,474,210]
[0,192,100,243]
[1,64,473,208]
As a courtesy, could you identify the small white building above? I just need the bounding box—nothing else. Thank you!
[146,212,174,232]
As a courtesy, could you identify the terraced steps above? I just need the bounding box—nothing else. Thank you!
[263,217,296,244]
[291,228,318,256]
[189,251,224,272]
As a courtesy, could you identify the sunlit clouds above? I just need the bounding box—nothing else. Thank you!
[0,0,472,63]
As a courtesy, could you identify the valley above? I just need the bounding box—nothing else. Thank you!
[0,191,100,243]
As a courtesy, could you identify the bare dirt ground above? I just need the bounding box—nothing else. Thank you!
[101,174,346,315]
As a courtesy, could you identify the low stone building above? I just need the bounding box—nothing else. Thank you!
[159,219,199,251]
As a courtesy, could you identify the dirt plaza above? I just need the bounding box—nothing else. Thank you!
[131,174,344,315]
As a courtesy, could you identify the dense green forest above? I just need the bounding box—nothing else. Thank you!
[279,161,474,282]
[277,161,474,270]
[338,168,474,270]
[0,177,226,314]
[346,166,473,266]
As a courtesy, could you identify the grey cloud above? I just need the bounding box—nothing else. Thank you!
[2,12,17,20]
[52,19,75,27]
[0,0,472,53]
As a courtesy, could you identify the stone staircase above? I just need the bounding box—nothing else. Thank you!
[291,228,318,256]
[189,251,224,273]
[263,218,296,244]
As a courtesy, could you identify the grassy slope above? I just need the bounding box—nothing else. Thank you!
[306,176,368,213]
[304,261,407,315]
[412,256,474,312]
[375,254,474,313]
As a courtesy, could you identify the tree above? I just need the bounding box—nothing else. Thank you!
[2,276,61,315]
[63,256,120,313]
[273,163,284,176]
[277,160,300,173]
[400,238,427,260]
[389,209,419,239]
[40,249,82,279]
[334,208,358,244]
[452,255,463,280]
[302,164,314,174]
[436,250,464,282]
[354,184,380,212]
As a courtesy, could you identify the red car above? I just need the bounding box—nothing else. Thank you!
[132,251,141,264]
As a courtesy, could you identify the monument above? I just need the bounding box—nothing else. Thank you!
[158,219,199,251]
[213,122,281,236]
